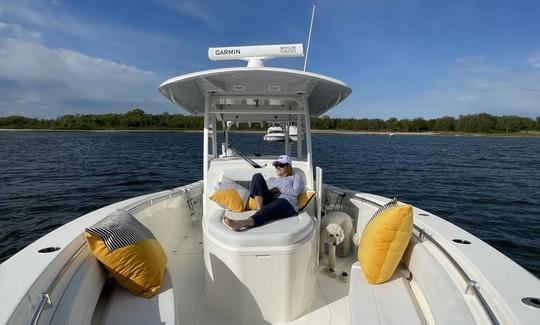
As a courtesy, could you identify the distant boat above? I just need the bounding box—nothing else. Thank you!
[388,132,395,137]
[263,124,299,142]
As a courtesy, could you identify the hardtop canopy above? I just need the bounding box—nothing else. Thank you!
[159,67,351,121]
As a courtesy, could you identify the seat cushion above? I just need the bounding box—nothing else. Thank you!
[85,210,168,298]
[358,204,413,284]
[205,209,314,247]
[209,176,250,212]
[350,262,423,325]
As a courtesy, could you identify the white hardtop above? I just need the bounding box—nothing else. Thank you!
[159,67,351,119]
[160,43,351,119]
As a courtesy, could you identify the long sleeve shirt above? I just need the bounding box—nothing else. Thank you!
[266,174,305,211]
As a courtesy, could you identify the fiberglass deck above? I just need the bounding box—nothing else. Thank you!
[168,218,354,325]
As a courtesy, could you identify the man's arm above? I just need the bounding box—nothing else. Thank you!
[277,174,304,196]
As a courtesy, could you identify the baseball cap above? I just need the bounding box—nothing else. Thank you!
[272,155,291,166]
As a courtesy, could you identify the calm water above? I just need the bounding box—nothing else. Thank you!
[1,132,539,277]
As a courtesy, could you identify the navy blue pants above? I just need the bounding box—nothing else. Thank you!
[249,173,296,226]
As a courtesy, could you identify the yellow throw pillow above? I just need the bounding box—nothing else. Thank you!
[246,196,258,210]
[246,191,315,211]
[298,191,315,210]
[358,203,413,284]
[209,176,250,212]
[84,210,167,298]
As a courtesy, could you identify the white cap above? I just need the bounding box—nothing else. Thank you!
[272,155,291,166]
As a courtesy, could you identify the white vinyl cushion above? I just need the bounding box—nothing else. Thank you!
[350,262,424,325]
[206,209,314,247]
[100,269,177,325]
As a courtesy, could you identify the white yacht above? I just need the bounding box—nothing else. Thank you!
[1,43,539,325]
[263,124,299,142]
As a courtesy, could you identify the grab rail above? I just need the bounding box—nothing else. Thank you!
[414,227,499,324]
[27,182,203,325]
[351,194,500,325]
[29,241,88,325]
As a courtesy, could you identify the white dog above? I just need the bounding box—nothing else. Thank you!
[319,211,354,276]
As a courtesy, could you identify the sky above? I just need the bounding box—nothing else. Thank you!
[1,0,540,119]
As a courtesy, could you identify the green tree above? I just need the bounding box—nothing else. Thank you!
[433,116,456,131]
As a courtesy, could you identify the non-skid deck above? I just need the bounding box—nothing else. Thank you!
[168,219,354,325]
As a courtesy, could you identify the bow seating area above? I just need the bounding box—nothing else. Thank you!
[202,159,319,323]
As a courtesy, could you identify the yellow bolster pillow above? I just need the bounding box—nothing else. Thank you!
[210,188,246,212]
[85,233,167,298]
[358,204,413,284]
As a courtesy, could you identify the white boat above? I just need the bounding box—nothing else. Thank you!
[1,43,539,325]
[263,124,299,142]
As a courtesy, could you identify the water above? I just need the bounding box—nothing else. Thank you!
[1,132,539,278]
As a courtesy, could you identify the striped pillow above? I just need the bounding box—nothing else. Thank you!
[210,175,251,212]
[85,210,167,298]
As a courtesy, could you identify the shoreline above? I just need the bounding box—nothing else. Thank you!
[1,128,539,137]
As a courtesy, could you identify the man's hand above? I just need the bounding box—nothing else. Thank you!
[269,187,281,197]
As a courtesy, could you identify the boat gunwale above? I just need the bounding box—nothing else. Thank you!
[0,181,203,325]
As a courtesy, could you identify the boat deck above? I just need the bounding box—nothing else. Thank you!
[169,218,354,325]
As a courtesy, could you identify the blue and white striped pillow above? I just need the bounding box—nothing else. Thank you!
[85,210,155,251]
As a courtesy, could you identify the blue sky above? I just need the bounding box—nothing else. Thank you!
[1,0,540,119]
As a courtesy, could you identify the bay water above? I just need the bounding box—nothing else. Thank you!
[1,131,538,277]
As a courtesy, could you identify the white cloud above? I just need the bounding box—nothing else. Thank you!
[0,37,177,118]
[152,0,218,30]
[457,95,480,102]
[0,1,51,28]
[0,20,41,40]
[0,1,196,118]
[455,55,507,74]
[421,56,540,117]
[528,52,540,68]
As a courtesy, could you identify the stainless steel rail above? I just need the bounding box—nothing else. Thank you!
[27,182,203,325]
[29,241,88,325]
[414,227,500,324]
[351,193,501,325]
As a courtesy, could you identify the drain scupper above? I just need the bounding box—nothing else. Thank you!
[522,297,540,309]
[38,247,61,253]
[452,239,471,245]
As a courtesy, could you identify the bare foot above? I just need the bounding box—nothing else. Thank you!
[223,216,244,231]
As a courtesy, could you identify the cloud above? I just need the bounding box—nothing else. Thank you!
[457,95,480,102]
[0,20,41,40]
[421,56,540,117]
[0,1,198,118]
[528,52,540,68]
[152,0,218,30]
[0,37,176,118]
[455,55,507,74]
[0,0,52,28]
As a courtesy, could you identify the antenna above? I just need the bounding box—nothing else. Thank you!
[209,44,304,67]
[303,2,316,71]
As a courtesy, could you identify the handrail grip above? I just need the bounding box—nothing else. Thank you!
[28,241,87,325]
[28,182,203,325]
[352,193,500,325]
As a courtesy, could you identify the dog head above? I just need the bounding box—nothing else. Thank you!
[325,224,345,246]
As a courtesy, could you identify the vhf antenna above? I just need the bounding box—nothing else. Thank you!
[303,2,316,71]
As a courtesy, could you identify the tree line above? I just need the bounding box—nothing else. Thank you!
[1,109,539,133]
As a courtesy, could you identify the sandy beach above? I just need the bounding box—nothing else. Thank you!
[1,128,539,137]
